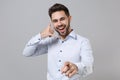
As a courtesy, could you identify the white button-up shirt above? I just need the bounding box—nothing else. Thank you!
[23,31,94,80]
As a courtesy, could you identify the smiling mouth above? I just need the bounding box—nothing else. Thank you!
[58,27,65,33]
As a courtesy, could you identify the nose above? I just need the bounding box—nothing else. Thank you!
[57,21,62,26]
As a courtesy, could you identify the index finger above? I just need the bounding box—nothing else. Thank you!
[61,62,70,73]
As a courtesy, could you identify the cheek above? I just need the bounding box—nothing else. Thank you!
[64,20,69,25]
[52,23,56,28]
[53,24,58,30]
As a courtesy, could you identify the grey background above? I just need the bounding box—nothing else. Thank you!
[0,0,120,80]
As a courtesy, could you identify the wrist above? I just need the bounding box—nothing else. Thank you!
[40,32,47,39]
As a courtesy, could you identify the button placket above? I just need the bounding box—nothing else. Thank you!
[57,53,62,72]
[57,49,63,72]
[57,39,64,72]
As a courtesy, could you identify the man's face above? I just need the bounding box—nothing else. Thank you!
[51,11,71,36]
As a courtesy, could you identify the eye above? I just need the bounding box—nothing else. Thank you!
[60,17,65,21]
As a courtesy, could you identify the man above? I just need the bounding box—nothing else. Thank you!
[23,3,94,80]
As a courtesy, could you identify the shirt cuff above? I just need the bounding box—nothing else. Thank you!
[74,62,93,77]
[27,33,41,46]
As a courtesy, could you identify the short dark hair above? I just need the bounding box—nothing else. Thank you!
[48,3,70,18]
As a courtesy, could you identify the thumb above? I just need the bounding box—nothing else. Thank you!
[49,24,54,34]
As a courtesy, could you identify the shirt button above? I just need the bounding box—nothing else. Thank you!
[60,50,62,52]
[59,60,61,62]
[58,69,60,71]
[62,41,64,43]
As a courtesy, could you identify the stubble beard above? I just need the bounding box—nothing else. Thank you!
[56,24,71,38]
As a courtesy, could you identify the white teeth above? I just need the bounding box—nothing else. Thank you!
[59,27,64,30]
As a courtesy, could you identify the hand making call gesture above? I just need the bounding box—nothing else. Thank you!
[41,24,55,38]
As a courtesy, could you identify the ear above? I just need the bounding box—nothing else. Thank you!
[69,16,72,22]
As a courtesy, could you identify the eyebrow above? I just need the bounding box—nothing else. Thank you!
[52,16,66,22]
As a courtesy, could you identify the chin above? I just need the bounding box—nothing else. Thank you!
[60,33,66,36]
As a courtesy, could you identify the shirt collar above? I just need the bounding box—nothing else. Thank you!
[67,30,77,40]
[57,29,77,40]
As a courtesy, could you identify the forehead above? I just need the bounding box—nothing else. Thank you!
[51,11,67,20]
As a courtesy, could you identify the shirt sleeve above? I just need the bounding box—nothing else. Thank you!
[74,39,94,77]
[23,33,48,57]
